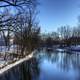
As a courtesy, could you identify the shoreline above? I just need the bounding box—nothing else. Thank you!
[0,51,35,75]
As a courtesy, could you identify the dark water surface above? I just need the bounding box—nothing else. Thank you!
[31,49,80,80]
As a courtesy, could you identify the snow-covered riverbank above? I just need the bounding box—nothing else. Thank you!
[0,52,33,74]
[0,51,34,80]
[64,45,80,52]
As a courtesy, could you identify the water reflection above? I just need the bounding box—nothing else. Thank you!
[21,57,40,80]
[33,49,80,80]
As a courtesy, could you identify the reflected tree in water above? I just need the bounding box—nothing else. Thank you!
[20,57,40,80]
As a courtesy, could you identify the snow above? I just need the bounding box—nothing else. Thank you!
[56,49,65,52]
[0,52,34,74]
[69,45,80,51]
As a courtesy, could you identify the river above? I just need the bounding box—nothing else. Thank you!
[31,49,80,80]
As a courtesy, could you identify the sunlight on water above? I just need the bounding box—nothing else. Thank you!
[33,50,80,80]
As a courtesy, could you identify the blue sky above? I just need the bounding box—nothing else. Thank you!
[38,0,80,33]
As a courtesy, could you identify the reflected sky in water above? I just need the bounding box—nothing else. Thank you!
[33,50,80,80]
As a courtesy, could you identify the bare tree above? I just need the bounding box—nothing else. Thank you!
[13,13,40,56]
[58,26,71,39]
[0,10,13,51]
[11,3,40,56]
[0,0,38,24]
[0,0,38,8]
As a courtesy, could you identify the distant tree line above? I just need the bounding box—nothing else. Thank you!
[40,25,80,48]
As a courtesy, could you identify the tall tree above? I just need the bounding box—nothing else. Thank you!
[58,26,71,39]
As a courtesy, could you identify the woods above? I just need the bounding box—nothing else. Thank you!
[0,0,40,59]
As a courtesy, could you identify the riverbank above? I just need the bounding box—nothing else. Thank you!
[0,51,35,75]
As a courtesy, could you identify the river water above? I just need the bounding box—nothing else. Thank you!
[31,49,80,80]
